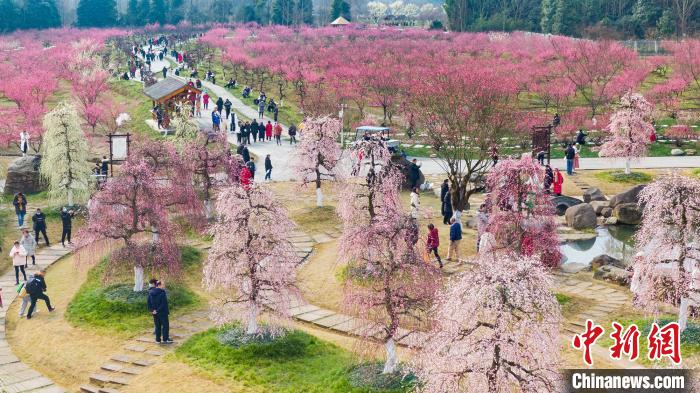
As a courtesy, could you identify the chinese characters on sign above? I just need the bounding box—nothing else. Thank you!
[572,320,681,366]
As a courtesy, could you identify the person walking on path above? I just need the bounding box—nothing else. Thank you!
[264,154,273,181]
[447,218,462,262]
[288,124,297,144]
[20,229,36,266]
[101,156,109,176]
[195,95,202,117]
[410,187,420,219]
[573,145,580,172]
[61,208,74,247]
[20,130,30,156]
[442,192,453,225]
[274,122,283,145]
[258,100,265,118]
[10,241,27,285]
[148,279,173,344]
[17,274,34,317]
[408,159,421,189]
[32,208,49,246]
[240,165,252,188]
[258,121,265,142]
[543,165,554,194]
[202,92,210,110]
[246,160,256,180]
[162,66,167,78]
[265,121,273,141]
[241,146,251,163]
[565,144,575,175]
[223,98,232,119]
[553,168,564,196]
[251,120,258,143]
[212,110,221,132]
[26,269,54,319]
[13,192,27,227]
[426,224,442,268]
[216,97,224,114]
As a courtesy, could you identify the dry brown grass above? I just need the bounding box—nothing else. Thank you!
[6,253,124,392]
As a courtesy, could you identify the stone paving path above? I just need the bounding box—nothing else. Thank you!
[0,244,72,393]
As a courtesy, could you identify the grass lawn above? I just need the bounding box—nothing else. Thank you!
[594,170,654,184]
[175,326,414,393]
[65,246,203,336]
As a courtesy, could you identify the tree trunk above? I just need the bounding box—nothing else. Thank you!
[246,301,259,335]
[624,158,631,175]
[133,265,144,291]
[382,338,398,374]
[316,187,324,207]
[679,297,689,332]
[67,188,74,207]
[204,199,214,220]
[152,224,160,242]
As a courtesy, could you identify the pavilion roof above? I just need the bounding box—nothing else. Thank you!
[144,77,200,102]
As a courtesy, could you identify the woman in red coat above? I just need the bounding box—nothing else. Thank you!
[265,121,273,141]
[426,224,442,268]
[240,166,252,189]
[553,168,564,196]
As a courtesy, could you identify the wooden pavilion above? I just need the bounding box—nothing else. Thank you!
[144,77,201,128]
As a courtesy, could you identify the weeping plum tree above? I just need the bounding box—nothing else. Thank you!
[40,102,92,206]
[78,142,198,291]
[338,139,440,374]
[204,184,300,336]
[631,173,700,332]
[292,116,342,207]
[415,252,562,392]
[484,156,561,268]
[599,92,654,174]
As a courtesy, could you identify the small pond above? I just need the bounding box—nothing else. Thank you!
[560,225,637,265]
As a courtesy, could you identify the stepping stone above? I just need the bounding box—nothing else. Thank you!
[311,234,333,243]
[124,345,146,352]
[295,247,313,253]
[100,363,123,372]
[120,367,144,375]
[89,373,129,386]
[288,304,319,317]
[110,355,131,363]
[132,359,155,367]
[313,314,352,328]
[97,388,119,393]
[145,349,164,356]
[25,384,66,393]
[4,376,55,392]
[296,309,336,322]
[136,336,156,343]
[332,318,364,333]
[80,385,100,393]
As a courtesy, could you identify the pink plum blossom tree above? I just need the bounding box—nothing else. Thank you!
[292,116,342,207]
[204,184,301,336]
[631,173,700,332]
[484,156,561,268]
[599,93,655,174]
[415,252,562,392]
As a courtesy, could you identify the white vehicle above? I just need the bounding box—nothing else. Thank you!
[353,126,400,152]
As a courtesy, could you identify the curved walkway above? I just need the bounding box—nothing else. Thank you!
[1,245,72,393]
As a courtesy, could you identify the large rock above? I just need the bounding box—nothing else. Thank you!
[551,195,583,216]
[583,187,606,203]
[613,203,643,225]
[4,155,46,195]
[600,207,613,218]
[591,254,627,270]
[589,200,610,215]
[685,149,697,156]
[565,203,597,229]
[392,157,425,190]
[593,265,631,286]
[671,148,685,156]
[609,184,646,208]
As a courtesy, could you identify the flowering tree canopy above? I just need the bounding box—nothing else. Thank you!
[339,139,440,374]
[631,173,700,331]
[204,184,301,336]
[292,116,342,207]
[484,156,561,268]
[40,102,92,206]
[599,93,654,174]
[415,252,562,392]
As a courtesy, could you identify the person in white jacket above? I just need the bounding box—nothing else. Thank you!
[19,131,30,156]
[10,241,27,285]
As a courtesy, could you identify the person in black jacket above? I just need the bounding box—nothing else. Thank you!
[147,279,172,344]
[13,192,27,227]
[565,143,575,175]
[242,146,251,163]
[32,208,49,246]
[223,98,232,119]
[26,269,54,319]
[258,122,265,142]
[251,119,258,143]
[264,154,273,181]
[216,97,224,114]
[442,192,453,225]
[60,208,75,247]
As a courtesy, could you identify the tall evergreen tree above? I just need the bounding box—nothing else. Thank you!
[551,0,576,35]
[0,0,19,32]
[272,0,294,25]
[76,0,118,27]
[22,0,61,29]
[125,0,138,25]
[298,0,313,24]
[540,0,555,33]
[330,0,350,20]
[444,0,468,32]
[149,0,167,23]
[137,0,150,23]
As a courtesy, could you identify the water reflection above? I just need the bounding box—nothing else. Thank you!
[560,226,637,265]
